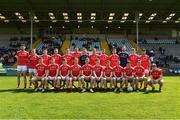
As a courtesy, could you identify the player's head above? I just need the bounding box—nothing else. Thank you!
[96,58,100,65]
[151,63,157,70]
[85,58,89,64]
[142,48,146,55]
[137,60,141,66]
[74,58,78,65]
[127,61,131,67]
[75,47,79,52]
[43,49,48,55]
[62,58,67,65]
[112,48,116,54]
[66,48,70,54]
[131,48,136,54]
[38,57,43,64]
[21,44,26,50]
[82,48,87,54]
[116,60,120,66]
[31,49,36,55]
[54,48,59,54]
[93,48,96,54]
[122,46,126,51]
[106,60,110,67]
[102,48,106,54]
[50,57,55,64]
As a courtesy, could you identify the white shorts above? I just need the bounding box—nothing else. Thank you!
[28,68,36,74]
[47,76,57,81]
[115,77,123,82]
[17,65,27,72]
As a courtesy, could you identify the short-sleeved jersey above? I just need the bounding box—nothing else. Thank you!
[17,50,29,65]
[71,64,81,76]
[113,65,124,77]
[124,67,134,77]
[139,54,150,69]
[28,54,39,69]
[150,68,163,80]
[71,52,81,59]
[103,67,113,77]
[59,64,70,76]
[51,54,62,65]
[41,55,51,65]
[128,54,139,67]
[108,54,119,67]
[81,64,92,76]
[93,65,104,77]
[35,64,47,77]
[134,66,145,77]
[89,53,99,66]
[47,63,59,77]
[98,54,108,66]
[118,52,129,67]
[63,54,74,66]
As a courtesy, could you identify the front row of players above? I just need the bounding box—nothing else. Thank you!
[31,56,164,93]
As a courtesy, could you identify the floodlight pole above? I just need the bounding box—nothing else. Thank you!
[30,13,33,50]
[135,12,139,54]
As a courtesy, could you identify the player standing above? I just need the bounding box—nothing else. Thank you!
[16,44,29,89]
[63,48,74,66]
[41,49,51,65]
[80,48,89,66]
[28,49,39,88]
[98,48,108,67]
[128,48,139,68]
[118,46,129,67]
[89,48,99,66]
[108,48,119,67]
[51,48,62,65]
[71,47,81,64]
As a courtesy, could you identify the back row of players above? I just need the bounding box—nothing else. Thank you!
[16,44,164,92]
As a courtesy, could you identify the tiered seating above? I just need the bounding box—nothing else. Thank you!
[107,38,132,53]
[142,39,176,44]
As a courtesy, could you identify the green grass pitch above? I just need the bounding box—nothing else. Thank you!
[0,76,180,119]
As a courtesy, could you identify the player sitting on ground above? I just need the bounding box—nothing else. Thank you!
[134,60,147,92]
[69,58,81,91]
[80,58,94,93]
[57,59,71,89]
[16,44,29,89]
[144,63,164,92]
[28,49,39,88]
[103,60,114,91]
[92,58,104,89]
[124,61,135,91]
[113,60,125,92]
[31,58,47,92]
[45,57,59,90]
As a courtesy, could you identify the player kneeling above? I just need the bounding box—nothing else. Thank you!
[80,58,94,93]
[134,60,147,92]
[57,59,71,89]
[113,60,125,92]
[31,58,47,92]
[124,62,135,91]
[92,59,104,90]
[144,63,164,92]
[45,58,59,90]
[69,58,81,91]
[103,60,114,91]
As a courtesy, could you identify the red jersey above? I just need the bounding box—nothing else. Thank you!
[103,67,113,77]
[41,55,51,65]
[63,54,74,66]
[35,64,47,77]
[81,64,92,76]
[59,64,70,76]
[93,65,104,77]
[71,64,81,76]
[28,54,39,69]
[17,50,29,65]
[134,66,145,77]
[150,68,163,80]
[71,52,81,59]
[108,54,119,67]
[139,55,150,69]
[47,63,59,77]
[124,67,134,77]
[98,54,108,66]
[52,54,62,65]
[113,65,124,77]
[89,53,99,66]
[128,54,139,67]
